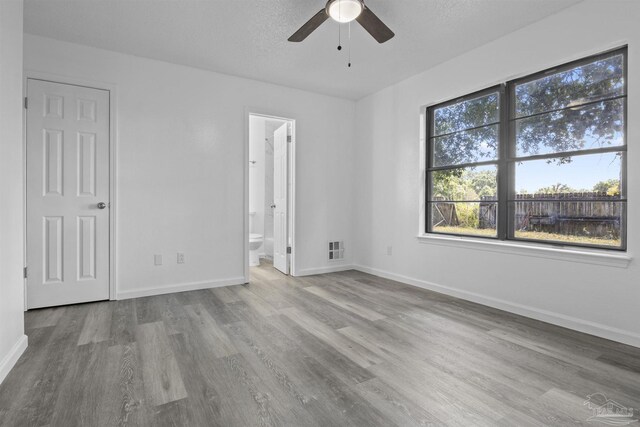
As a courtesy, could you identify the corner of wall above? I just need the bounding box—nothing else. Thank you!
[0,0,26,385]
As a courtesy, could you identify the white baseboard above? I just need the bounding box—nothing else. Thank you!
[295,264,355,277]
[353,264,640,349]
[0,335,28,385]
[117,277,247,300]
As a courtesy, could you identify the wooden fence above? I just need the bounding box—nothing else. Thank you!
[432,192,622,239]
[479,192,622,238]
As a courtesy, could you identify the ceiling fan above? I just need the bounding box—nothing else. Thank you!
[288,0,394,44]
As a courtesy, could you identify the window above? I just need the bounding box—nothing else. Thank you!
[426,47,627,250]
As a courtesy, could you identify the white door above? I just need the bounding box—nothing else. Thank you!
[26,79,110,309]
[273,123,288,274]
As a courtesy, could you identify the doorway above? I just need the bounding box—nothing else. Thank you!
[247,113,295,277]
[25,78,112,309]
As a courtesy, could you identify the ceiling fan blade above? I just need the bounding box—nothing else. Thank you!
[288,9,329,42]
[356,6,394,43]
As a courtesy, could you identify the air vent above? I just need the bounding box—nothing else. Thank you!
[328,241,344,261]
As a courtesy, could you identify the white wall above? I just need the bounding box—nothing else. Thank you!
[354,0,640,347]
[24,34,355,298]
[0,0,28,384]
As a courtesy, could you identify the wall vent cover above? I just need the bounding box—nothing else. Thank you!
[328,241,344,261]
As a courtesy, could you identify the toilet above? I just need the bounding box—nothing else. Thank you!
[249,233,264,266]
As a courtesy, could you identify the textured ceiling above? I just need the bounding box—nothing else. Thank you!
[24,0,582,99]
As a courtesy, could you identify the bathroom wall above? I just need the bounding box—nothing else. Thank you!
[249,116,266,240]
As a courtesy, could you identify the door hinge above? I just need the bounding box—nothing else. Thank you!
[24,97,28,110]
[23,267,28,279]
[287,135,292,143]
[286,246,292,254]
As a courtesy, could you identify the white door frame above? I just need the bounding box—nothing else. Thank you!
[244,109,297,280]
[23,71,118,307]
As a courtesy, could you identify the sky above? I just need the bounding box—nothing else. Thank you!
[516,151,621,193]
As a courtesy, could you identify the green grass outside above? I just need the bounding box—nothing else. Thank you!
[432,226,621,247]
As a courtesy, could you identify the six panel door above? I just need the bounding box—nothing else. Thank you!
[26,79,110,309]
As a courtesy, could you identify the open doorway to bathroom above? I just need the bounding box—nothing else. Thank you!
[247,113,296,278]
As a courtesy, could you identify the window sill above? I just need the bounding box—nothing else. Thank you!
[416,234,632,268]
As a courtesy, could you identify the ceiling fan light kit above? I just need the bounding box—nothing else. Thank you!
[327,0,363,23]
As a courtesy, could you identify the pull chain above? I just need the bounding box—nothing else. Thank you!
[337,1,342,50]
[348,21,352,67]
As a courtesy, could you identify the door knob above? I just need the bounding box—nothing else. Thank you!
[270,204,276,209]
[97,202,107,209]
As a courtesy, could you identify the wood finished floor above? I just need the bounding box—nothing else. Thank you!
[2,264,640,426]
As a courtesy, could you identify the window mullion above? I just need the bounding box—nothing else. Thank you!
[427,159,499,172]
[498,84,510,241]
[425,108,432,233]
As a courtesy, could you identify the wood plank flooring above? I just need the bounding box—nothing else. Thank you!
[2,263,640,426]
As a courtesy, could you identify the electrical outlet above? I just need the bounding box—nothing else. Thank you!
[387,246,393,256]
[177,252,185,264]
[154,254,163,266]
